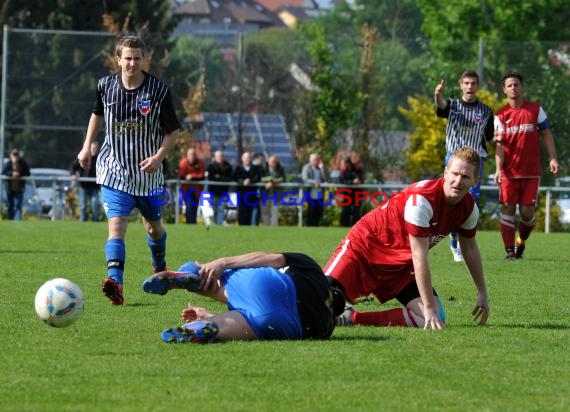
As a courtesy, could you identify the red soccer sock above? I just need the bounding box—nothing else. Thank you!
[500,213,516,249]
[353,308,424,327]
[518,218,535,242]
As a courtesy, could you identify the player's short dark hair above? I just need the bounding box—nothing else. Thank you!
[459,70,479,84]
[115,35,146,57]
[330,286,346,317]
[327,276,347,317]
[502,71,523,86]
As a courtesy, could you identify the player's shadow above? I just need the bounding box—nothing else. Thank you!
[331,335,390,342]
[124,302,155,307]
[490,323,570,330]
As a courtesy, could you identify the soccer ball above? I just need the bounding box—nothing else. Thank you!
[34,278,84,328]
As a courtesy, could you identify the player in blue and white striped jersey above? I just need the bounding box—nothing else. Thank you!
[434,70,494,262]
[77,35,180,305]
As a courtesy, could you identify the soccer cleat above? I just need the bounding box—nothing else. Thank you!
[161,321,219,344]
[505,247,517,260]
[102,278,124,305]
[142,271,201,295]
[450,247,464,262]
[515,238,525,259]
[335,305,355,327]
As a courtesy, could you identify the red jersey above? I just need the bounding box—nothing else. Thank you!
[494,101,549,178]
[349,178,478,267]
[178,158,206,195]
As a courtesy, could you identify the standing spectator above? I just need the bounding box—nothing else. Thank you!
[493,71,559,259]
[301,153,328,227]
[207,150,233,225]
[234,151,262,226]
[252,152,266,169]
[252,152,267,224]
[434,70,494,262]
[261,154,286,227]
[76,35,180,305]
[338,156,363,227]
[327,148,489,330]
[2,149,30,221]
[178,148,205,224]
[70,141,101,222]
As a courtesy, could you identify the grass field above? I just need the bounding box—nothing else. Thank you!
[1,221,569,412]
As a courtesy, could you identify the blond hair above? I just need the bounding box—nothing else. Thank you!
[450,147,481,174]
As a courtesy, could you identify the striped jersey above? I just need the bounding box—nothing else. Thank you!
[494,101,549,178]
[437,98,494,158]
[93,72,180,196]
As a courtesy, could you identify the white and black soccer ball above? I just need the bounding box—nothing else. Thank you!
[34,278,84,328]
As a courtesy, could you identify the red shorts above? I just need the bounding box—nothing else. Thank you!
[323,237,415,304]
[499,177,540,206]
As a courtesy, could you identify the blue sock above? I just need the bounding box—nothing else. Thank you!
[105,238,125,284]
[450,232,458,249]
[147,232,167,271]
[435,295,446,324]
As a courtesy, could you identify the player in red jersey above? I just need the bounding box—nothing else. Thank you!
[325,147,489,330]
[493,72,559,260]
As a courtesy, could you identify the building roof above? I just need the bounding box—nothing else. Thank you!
[227,3,274,24]
[170,0,211,15]
[256,0,316,12]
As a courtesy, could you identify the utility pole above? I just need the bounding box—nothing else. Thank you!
[236,32,244,159]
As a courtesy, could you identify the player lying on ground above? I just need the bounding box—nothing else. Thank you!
[325,147,490,330]
[142,252,346,343]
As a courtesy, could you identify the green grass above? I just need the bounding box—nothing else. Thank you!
[1,221,569,412]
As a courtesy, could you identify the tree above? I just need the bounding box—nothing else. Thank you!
[240,29,301,120]
[307,0,430,174]
[296,22,361,162]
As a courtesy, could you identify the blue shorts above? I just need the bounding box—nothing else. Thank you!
[445,152,484,200]
[221,267,303,340]
[101,186,163,221]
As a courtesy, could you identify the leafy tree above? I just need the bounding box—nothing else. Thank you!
[307,0,430,174]
[296,22,361,162]
[240,29,302,122]
[319,0,424,42]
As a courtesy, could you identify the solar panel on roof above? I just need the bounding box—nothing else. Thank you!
[187,112,295,172]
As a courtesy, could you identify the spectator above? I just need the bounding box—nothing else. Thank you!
[261,155,286,227]
[206,150,233,225]
[301,153,329,227]
[178,148,205,224]
[493,71,559,259]
[234,152,262,226]
[434,70,494,262]
[2,149,31,221]
[252,152,267,224]
[70,141,101,222]
[252,152,266,169]
[338,156,363,227]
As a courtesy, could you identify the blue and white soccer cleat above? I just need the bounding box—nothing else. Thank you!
[142,271,201,295]
[161,321,219,344]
